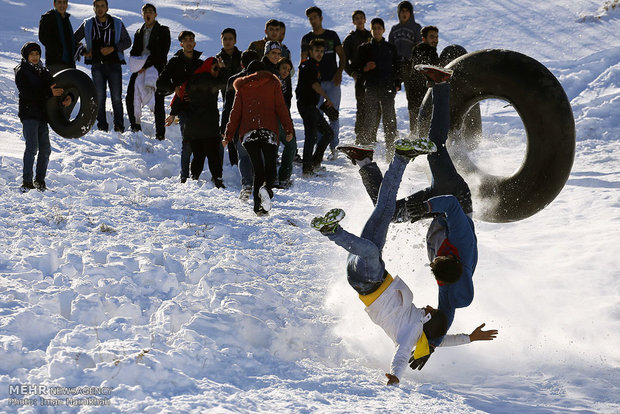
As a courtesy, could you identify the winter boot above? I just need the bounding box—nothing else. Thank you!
[337,145,374,165]
[311,208,345,234]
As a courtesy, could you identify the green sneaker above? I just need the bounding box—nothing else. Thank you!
[311,208,345,234]
[394,138,437,158]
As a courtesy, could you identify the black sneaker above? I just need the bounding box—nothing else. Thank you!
[180,177,188,183]
[337,145,374,165]
[155,135,165,141]
[21,180,35,191]
[274,178,292,189]
[34,180,47,191]
[114,124,125,133]
[414,64,453,84]
[212,178,226,189]
[130,123,142,132]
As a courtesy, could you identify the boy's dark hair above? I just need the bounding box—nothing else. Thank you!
[278,21,286,30]
[178,31,195,42]
[141,3,156,13]
[305,6,322,18]
[309,39,325,50]
[93,0,108,6]
[352,10,365,20]
[276,57,293,70]
[221,27,236,39]
[430,255,463,284]
[423,310,448,340]
[421,25,439,38]
[240,49,259,68]
[370,18,385,29]
[265,19,280,29]
[397,1,413,14]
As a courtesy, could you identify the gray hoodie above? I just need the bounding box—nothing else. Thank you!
[388,17,422,62]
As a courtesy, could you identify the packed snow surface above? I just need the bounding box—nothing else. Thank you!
[0,0,618,412]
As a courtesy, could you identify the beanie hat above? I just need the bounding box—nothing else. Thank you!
[21,42,42,60]
[246,60,266,74]
[264,40,282,55]
[397,1,413,14]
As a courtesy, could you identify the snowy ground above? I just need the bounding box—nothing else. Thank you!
[0,0,619,412]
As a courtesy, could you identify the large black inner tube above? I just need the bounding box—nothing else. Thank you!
[46,68,97,139]
[419,49,575,223]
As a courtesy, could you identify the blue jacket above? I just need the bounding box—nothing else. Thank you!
[74,15,131,64]
[388,17,422,62]
[426,195,477,345]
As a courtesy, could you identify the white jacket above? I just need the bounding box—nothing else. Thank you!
[129,55,158,123]
[364,275,470,378]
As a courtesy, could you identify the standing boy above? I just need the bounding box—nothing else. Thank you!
[301,6,345,159]
[15,42,72,191]
[342,10,372,136]
[354,18,400,159]
[248,19,280,59]
[388,1,422,133]
[126,3,170,139]
[38,0,77,74]
[74,0,131,132]
[215,27,242,101]
[295,39,333,177]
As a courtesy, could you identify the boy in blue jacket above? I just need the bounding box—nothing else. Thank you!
[338,66,477,370]
[15,42,72,191]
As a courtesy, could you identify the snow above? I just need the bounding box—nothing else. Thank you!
[0,0,619,412]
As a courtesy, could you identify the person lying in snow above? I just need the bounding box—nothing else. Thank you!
[312,137,497,385]
[337,66,479,370]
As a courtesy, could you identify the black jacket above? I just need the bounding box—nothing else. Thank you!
[342,29,372,77]
[411,42,440,67]
[173,72,220,141]
[215,47,242,93]
[295,58,321,106]
[220,68,248,135]
[129,21,170,73]
[410,42,440,97]
[355,38,400,90]
[38,9,76,68]
[15,61,54,121]
[156,49,203,96]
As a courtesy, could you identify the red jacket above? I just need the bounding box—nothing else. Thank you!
[224,71,294,144]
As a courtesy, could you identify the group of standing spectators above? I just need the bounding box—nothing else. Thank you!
[17,0,448,216]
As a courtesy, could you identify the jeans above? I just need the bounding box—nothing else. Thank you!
[243,138,278,212]
[327,155,409,295]
[126,72,166,138]
[357,86,398,158]
[235,135,253,188]
[91,63,124,130]
[22,119,51,183]
[317,80,341,150]
[278,122,297,183]
[360,83,472,217]
[297,104,332,173]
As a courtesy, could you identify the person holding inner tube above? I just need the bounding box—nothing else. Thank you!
[337,66,480,371]
[15,42,72,191]
[311,137,496,385]
[74,0,131,133]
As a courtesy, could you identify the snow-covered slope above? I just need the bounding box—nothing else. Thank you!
[0,0,618,412]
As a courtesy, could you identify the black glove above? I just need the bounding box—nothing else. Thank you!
[409,345,434,371]
[406,199,430,223]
